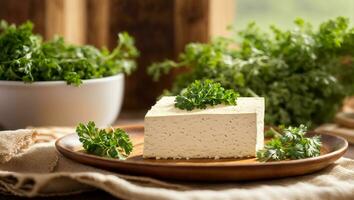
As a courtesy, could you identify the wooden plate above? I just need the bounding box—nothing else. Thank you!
[55,125,348,181]
[316,123,354,144]
[335,112,354,129]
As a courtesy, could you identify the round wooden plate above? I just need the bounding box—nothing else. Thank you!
[335,112,354,128]
[55,125,348,181]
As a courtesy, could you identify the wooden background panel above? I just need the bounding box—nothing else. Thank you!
[86,0,109,47]
[108,0,176,110]
[63,0,86,44]
[209,0,235,37]
[44,0,86,44]
[0,0,86,44]
[0,0,46,35]
[44,0,65,39]
[106,0,210,110]
[174,0,210,54]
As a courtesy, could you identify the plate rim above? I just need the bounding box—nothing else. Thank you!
[55,124,349,168]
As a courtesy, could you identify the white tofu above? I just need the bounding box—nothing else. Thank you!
[143,96,264,159]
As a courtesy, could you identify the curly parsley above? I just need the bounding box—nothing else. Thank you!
[148,17,354,127]
[175,79,239,110]
[76,121,133,159]
[0,20,139,85]
[257,125,321,162]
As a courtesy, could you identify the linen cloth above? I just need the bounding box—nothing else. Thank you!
[0,127,353,200]
[0,129,36,163]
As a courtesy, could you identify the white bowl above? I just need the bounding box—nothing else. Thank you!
[0,74,124,129]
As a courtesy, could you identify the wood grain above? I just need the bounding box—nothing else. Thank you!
[105,0,211,110]
[0,0,46,35]
[316,123,354,144]
[86,0,110,47]
[209,0,235,37]
[0,0,86,44]
[45,0,65,39]
[335,112,354,129]
[174,0,210,54]
[108,0,173,110]
[63,0,86,45]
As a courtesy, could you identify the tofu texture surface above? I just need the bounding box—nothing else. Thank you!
[143,96,264,159]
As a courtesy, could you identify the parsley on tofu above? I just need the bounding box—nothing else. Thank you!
[175,79,239,110]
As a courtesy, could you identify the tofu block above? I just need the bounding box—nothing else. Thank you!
[143,97,264,159]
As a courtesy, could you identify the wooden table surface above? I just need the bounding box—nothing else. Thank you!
[1,112,354,200]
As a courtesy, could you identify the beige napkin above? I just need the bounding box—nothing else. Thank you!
[0,128,354,200]
[0,129,36,163]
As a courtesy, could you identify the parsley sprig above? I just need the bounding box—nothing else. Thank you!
[257,125,321,162]
[76,121,133,160]
[175,79,239,110]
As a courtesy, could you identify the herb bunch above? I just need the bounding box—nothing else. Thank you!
[76,121,133,159]
[0,20,139,85]
[148,17,354,127]
[175,79,239,110]
[256,125,321,162]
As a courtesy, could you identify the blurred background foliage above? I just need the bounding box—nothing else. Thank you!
[235,0,354,31]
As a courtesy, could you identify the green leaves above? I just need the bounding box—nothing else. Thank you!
[257,125,321,162]
[147,17,354,127]
[76,121,133,159]
[175,79,239,110]
[148,60,179,81]
[0,20,139,85]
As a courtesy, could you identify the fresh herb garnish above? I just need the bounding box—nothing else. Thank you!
[148,17,354,127]
[76,121,133,159]
[257,125,321,162]
[0,20,139,85]
[264,125,285,138]
[174,79,239,110]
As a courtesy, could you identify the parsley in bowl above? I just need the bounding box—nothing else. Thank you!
[0,20,139,129]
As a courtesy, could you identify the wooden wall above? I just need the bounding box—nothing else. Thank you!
[106,0,210,110]
[0,0,235,111]
[0,0,87,44]
[0,0,46,35]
